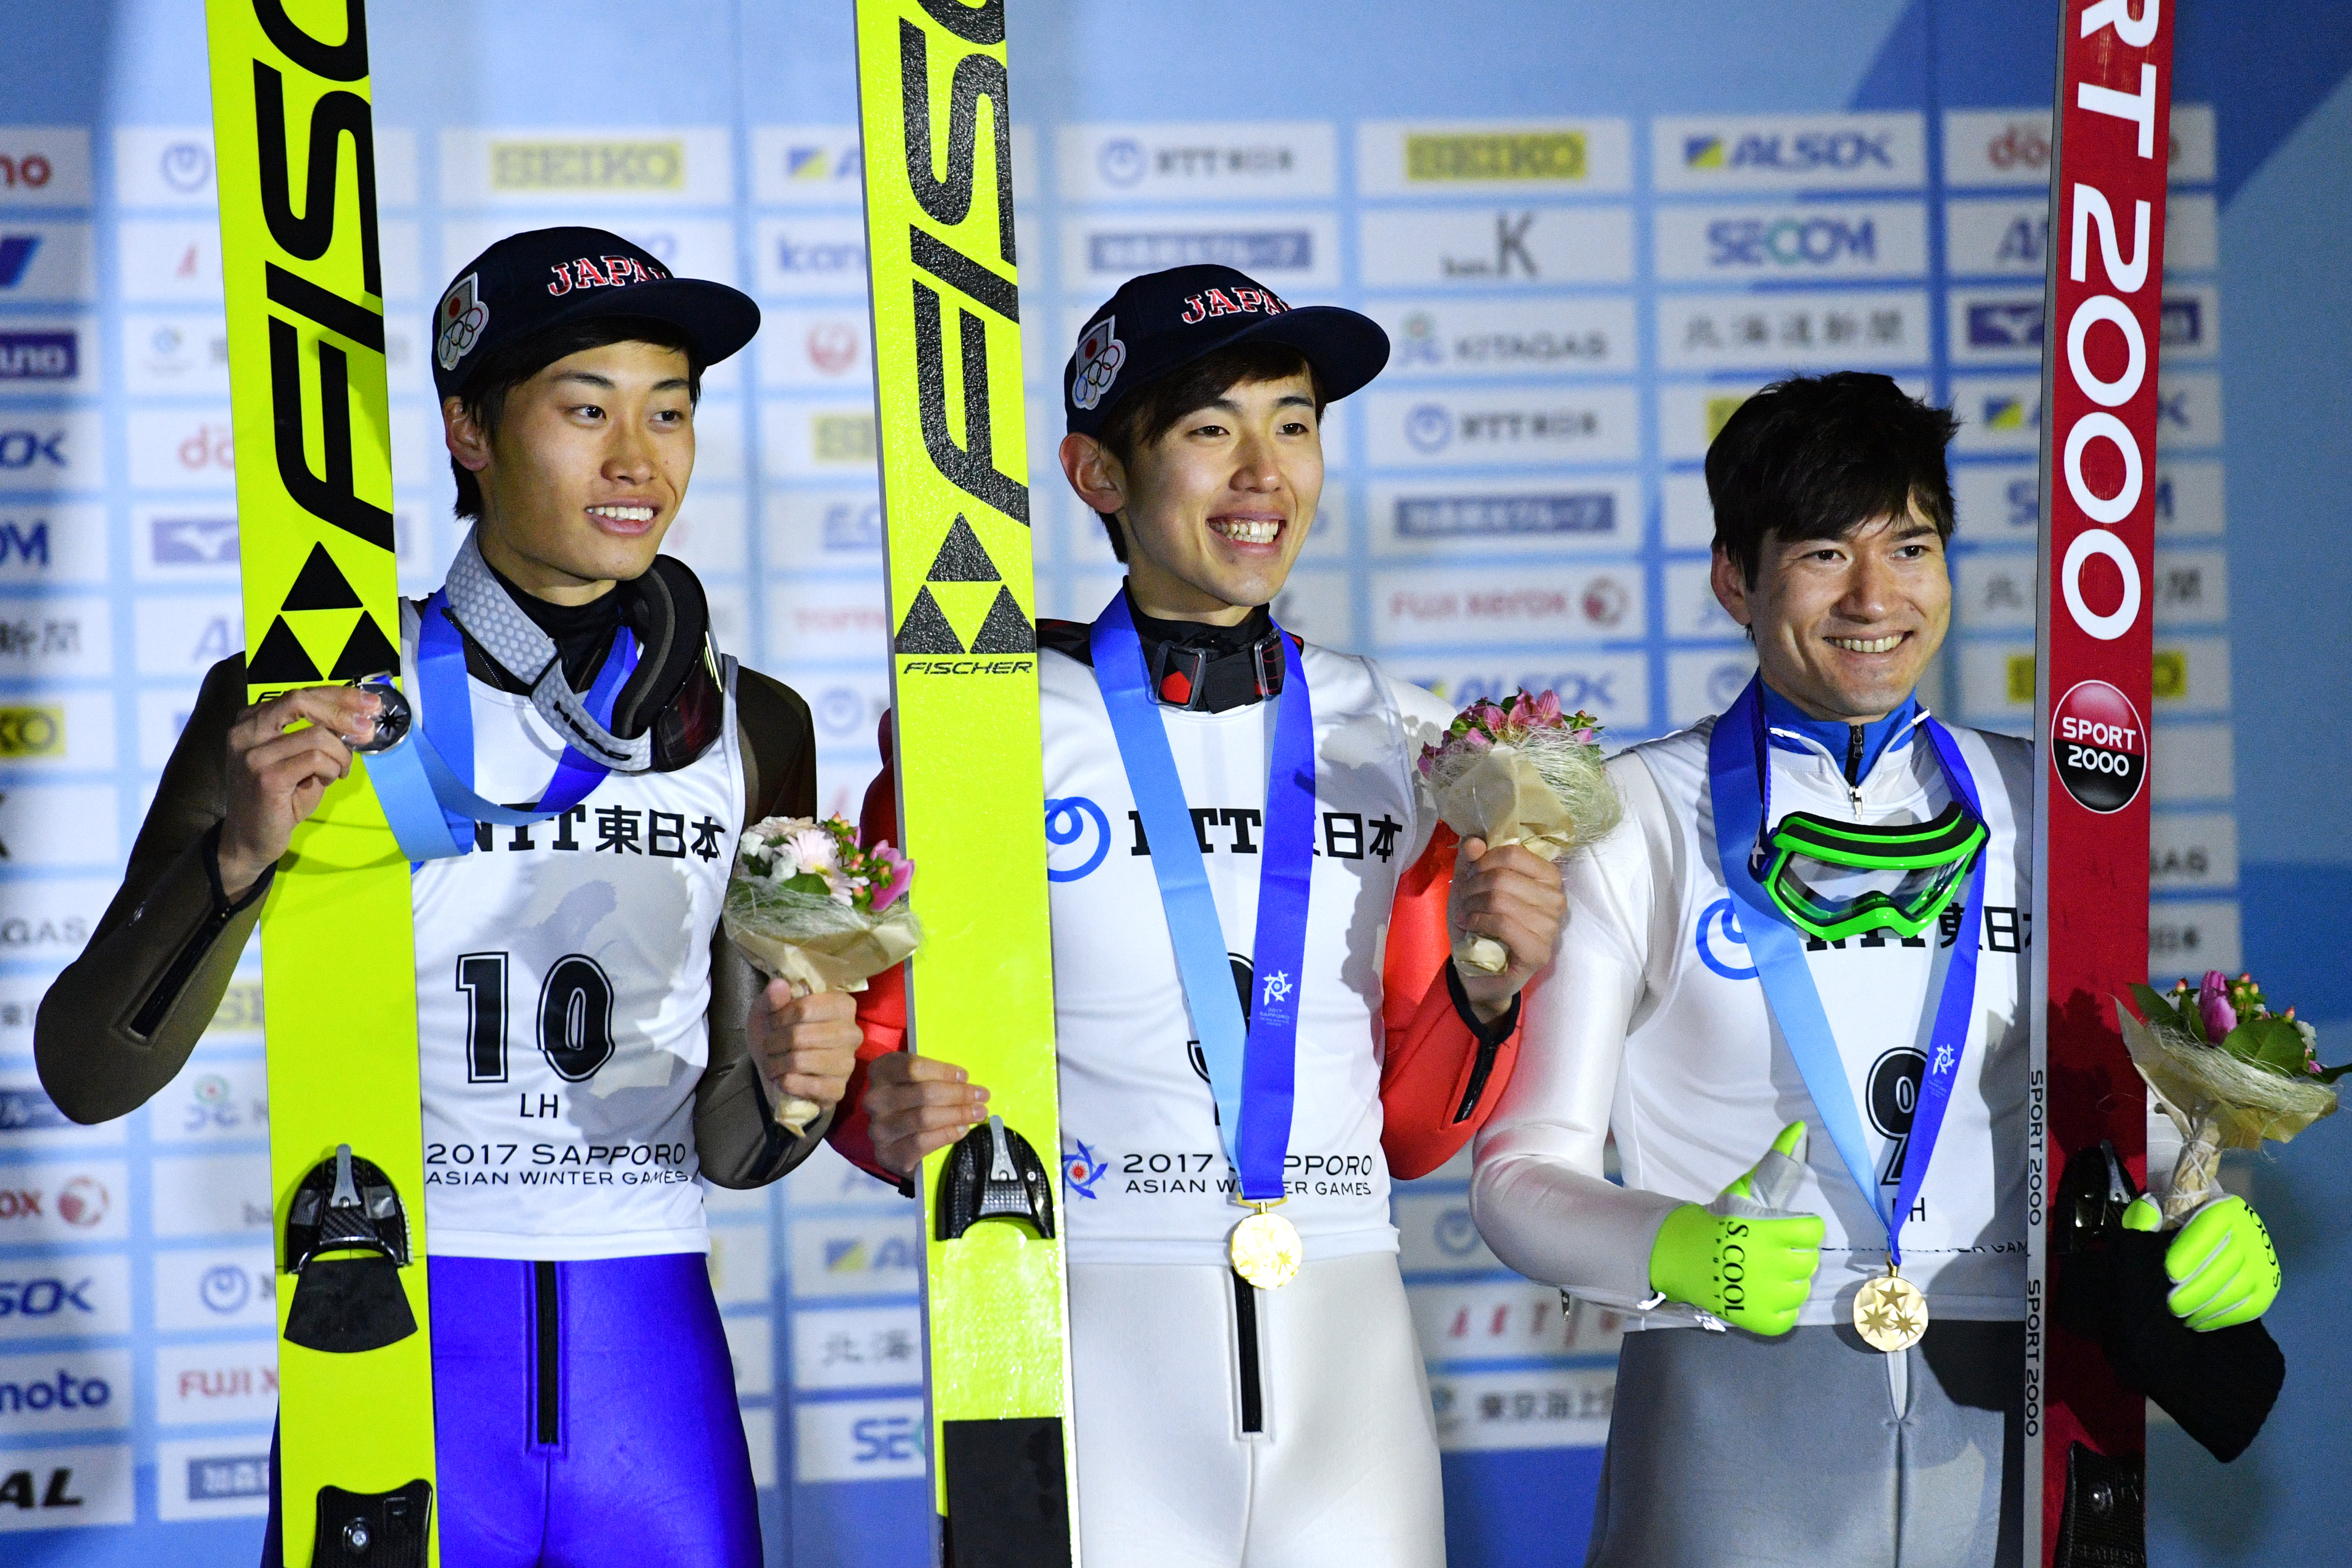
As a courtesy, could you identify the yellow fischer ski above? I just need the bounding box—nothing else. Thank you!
[855,1,1078,1562]
[207,0,438,1561]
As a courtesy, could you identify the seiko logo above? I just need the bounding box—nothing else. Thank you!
[492,139,684,192]
[1408,131,1587,182]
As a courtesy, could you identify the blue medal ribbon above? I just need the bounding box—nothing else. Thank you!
[1707,675,1987,1268]
[361,590,638,862]
[1089,592,1315,1205]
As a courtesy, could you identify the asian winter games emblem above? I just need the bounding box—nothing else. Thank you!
[436,272,489,372]
[1062,1137,1107,1199]
[1070,315,1125,412]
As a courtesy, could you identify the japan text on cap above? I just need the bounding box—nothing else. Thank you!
[431,226,760,401]
[1062,263,1390,438]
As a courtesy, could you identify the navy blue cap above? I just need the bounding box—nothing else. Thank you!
[1062,264,1388,438]
[431,226,759,401]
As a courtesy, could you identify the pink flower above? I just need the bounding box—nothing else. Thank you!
[1461,728,1492,751]
[871,843,914,912]
[2196,969,2237,1040]
[1531,689,1563,725]
[1570,727,1597,746]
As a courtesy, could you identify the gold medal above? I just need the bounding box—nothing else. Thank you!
[1229,1203,1302,1290]
[1853,1267,1929,1353]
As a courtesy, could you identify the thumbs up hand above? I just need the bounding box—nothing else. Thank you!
[1648,1121,1827,1336]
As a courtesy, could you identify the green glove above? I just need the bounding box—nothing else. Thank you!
[1650,1121,1826,1336]
[2122,1193,2281,1331]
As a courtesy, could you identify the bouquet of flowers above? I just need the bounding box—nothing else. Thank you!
[1417,689,1620,974]
[2119,971,2346,1226]
[724,816,922,1132]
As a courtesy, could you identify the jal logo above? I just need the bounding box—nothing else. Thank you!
[1968,301,2044,349]
[0,235,39,290]
[1694,898,1758,980]
[1706,216,1877,268]
[0,427,70,471]
[804,321,861,375]
[1062,1138,1107,1198]
[2052,680,2147,814]
[1685,131,1893,171]
[1044,796,1111,882]
[1098,137,1146,187]
[159,141,212,194]
[151,516,239,565]
[0,331,75,381]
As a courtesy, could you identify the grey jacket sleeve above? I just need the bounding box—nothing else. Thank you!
[692,666,835,1189]
[35,656,265,1125]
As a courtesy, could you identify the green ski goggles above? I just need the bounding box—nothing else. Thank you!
[1761,801,1988,942]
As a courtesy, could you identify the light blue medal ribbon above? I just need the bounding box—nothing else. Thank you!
[362,590,638,862]
[1707,675,1987,1268]
[1088,592,1315,1205]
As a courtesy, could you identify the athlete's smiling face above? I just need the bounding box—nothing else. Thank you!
[445,338,696,604]
[1060,371,1323,626]
[1712,500,1951,723]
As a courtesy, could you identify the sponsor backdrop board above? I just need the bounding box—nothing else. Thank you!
[2,1,2347,1562]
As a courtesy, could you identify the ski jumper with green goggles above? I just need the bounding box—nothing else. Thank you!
[1470,682,2040,1564]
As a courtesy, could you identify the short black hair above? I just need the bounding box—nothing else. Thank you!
[1705,371,1959,586]
[1087,341,1325,563]
[448,314,703,521]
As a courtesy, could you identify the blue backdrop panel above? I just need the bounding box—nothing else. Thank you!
[0,2,2346,1563]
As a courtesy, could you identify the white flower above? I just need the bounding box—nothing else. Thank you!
[785,827,840,875]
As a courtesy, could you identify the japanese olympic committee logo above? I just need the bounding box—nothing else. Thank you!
[1071,315,1125,411]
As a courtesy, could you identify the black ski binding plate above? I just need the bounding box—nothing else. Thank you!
[937,1116,1055,1241]
[283,1145,418,1353]
[2054,1440,2145,1567]
[313,1478,432,1567]
[941,1416,1071,1568]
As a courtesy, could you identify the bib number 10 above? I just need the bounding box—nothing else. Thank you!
[456,950,616,1083]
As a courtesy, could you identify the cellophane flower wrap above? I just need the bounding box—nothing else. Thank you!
[723,816,922,1132]
[1417,689,1621,974]
[2117,971,2345,1226]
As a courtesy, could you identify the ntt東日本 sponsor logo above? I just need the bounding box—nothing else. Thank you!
[1375,388,1637,466]
[0,331,75,383]
[1063,122,1334,202]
